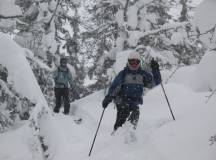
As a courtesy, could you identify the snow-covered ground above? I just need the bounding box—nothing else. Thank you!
[0,79,216,160]
[0,65,216,160]
[0,0,216,159]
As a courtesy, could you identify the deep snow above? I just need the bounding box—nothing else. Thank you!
[0,0,216,159]
[0,80,216,160]
[0,30,216,160]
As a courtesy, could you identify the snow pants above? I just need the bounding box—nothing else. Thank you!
[114,102,140,131]
[54,88,70,115]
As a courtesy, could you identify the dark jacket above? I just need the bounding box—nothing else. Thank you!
[107,66,161,106]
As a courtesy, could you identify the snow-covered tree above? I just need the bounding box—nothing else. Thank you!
[0,0,89,102]
[0,64,35,132]
[83,0,205,91]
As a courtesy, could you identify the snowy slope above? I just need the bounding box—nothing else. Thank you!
[1,76,216,160]
[1,1,216,159]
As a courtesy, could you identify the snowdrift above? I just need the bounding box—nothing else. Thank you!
[0,32,46,104]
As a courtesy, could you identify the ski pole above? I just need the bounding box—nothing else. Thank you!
[88,108,106,157]
[160,83,175,120]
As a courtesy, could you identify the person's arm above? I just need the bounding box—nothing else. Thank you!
[102,70,124,108]
[142,70,154,88]
[53,68,58,82]
[142,60,161,88]
[150,59,161,85]
[107,70,125,97]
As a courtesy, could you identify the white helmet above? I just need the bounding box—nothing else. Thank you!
[128,51,141,61]
[127,51,141,70]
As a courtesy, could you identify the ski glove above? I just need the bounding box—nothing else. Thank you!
[102,95,113,108]
[151,58,159,70]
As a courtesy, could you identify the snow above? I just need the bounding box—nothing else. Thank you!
[190,50,216,91]
[193,0,216,48]
[0,1,216,159]
[128,22,188,47]
[0,63,216,160]
[115,10,124,27]
[0,0,21,17]
[171,29,187,45]
[0,33,46,104]
[127,5,138,30]
[0,125,33,160]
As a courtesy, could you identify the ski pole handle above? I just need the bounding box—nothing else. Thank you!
[88,108,106,157]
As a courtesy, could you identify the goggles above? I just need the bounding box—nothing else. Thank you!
[128,59,140,65]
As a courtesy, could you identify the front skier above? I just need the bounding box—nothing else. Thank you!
[102,51,161,134]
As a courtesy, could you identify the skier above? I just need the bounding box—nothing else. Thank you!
[53,57,80,115]
[102,51,161,134]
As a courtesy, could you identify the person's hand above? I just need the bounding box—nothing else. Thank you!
[151,58,159,70]
[102,95,112,108]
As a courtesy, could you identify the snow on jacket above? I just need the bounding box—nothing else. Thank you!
[107,66,161,106]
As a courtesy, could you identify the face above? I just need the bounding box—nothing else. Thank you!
[60,59,67,67]
[128,59,140,70]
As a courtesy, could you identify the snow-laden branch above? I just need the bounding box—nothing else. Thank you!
[128,22,190,46]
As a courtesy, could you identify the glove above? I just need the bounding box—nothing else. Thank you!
[102,95,113,108]
[151,58,159,70]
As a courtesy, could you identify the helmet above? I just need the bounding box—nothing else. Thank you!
[127,51,141,70]
[128,51,141,60]
[60,57,67,66]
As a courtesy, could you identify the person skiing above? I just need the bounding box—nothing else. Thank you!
[102,51,161,134]
[53,57,80,115]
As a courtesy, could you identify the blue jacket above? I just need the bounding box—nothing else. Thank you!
[107,66,161,106]
[53,66,80,99]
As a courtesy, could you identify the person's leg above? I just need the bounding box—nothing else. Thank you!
[128,106,140,129]
[63,88,70,115]
[113,103,130,131]
[54,88,62,113]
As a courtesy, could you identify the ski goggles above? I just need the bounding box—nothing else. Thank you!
[128,59,140,65]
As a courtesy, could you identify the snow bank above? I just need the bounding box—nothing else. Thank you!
[168,65,197,87]
[0,33,46,104]
[191,50,216,91]
[0,125,34,160]
[193,0,216,48]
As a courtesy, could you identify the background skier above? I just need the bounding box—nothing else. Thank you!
[102,51,161,133]
[53,57,80,115]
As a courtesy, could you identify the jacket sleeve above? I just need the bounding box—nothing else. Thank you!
[142,71,154,88]
[107,70,124,97]
[152,68,161,85]
[53,68,58,82]
[142,68,161,88]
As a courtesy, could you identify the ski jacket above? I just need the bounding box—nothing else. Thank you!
[53,66,74,89]
[107,66,161,106]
